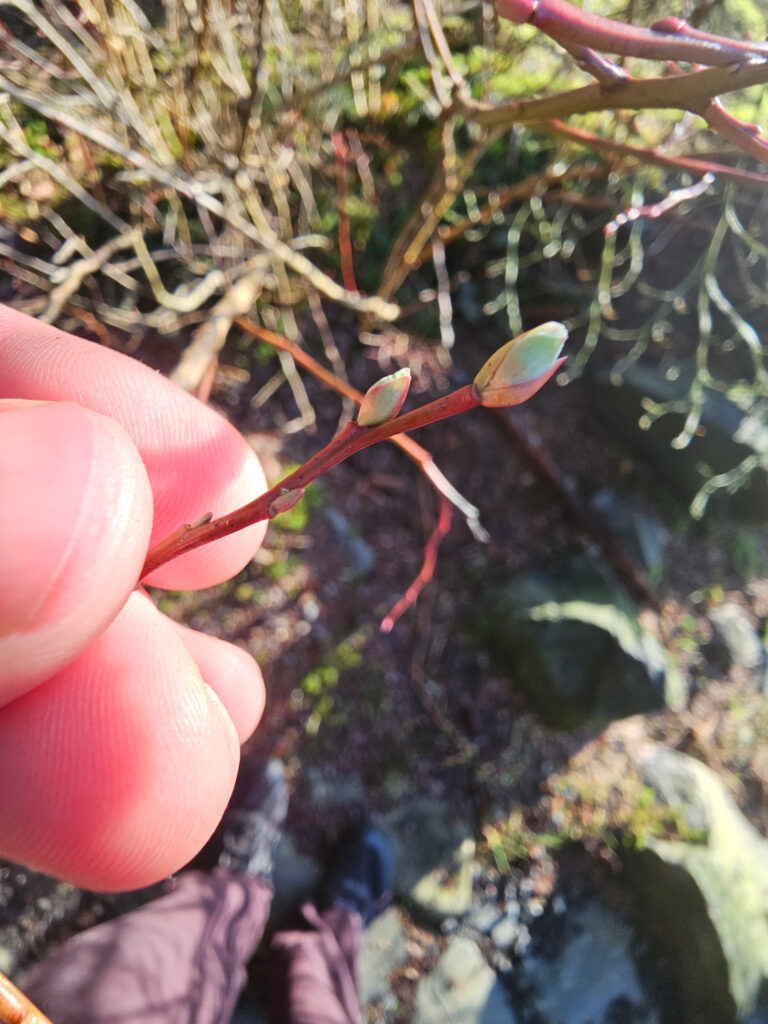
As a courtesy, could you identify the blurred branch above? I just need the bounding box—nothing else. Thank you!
[495,0,768,65]
[459,61,768,148]
[0,971,52,1024]
[170,258,270,393]
[546,120,768,191]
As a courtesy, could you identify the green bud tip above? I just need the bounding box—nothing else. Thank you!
[472,322,568,407]
[357,367,411,427]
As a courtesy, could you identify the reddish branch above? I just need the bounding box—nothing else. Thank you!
[234,318,482,627]
[140,384,481,579]
[380,495,453,633]
[546,120,768,191]
[234,318,487,539]
[496,0,768,65]
[332,131,358,293]
[461,61,768,133]
[472,0,768,167]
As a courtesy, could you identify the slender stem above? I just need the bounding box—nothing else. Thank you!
[234,318,487,534]
[139,385,480,580]
[498,0,768,65]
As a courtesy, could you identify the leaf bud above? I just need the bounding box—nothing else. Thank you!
[357,368,411,427]
[269,487,305,517]
[472,322,568,407]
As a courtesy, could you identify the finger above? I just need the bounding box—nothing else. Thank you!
[169,619,266,744]
[0,593,240,891]
[0,306,267,589]
[0,401,152,703]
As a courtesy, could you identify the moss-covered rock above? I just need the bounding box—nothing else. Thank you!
[474,556,685,729]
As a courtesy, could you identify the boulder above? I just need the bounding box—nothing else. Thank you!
[708,602,765,671]
[412,936,518,1024]
[523,901,659,1024]
[627,745,768,1023]
[386,800,476,923]
[475,556,686,729]
[359,907,409,1007]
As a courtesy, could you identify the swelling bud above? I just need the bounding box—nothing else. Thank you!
[358,368,411,427]
[472,322,568,407]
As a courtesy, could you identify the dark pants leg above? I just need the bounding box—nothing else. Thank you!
[21,869,273,1024]
[268,903,363,1024]
[20,872,364,1024]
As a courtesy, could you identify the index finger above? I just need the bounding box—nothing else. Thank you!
[0,306,267,589]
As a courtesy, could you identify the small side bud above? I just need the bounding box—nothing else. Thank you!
[269,487,305,517]
[472,322,568,408]
[357,368,411,427]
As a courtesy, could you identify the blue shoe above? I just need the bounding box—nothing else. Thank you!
[321,826,395,925]
[218,758,288,882]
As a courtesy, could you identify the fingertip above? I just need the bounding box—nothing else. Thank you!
[170,620,266,743]
[0,401,153,703]
[0,594,240,890]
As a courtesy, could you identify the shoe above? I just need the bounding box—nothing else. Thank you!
[218,758,289,882]
[321,826,395,925]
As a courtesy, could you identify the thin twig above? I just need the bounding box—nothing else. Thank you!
[546,119,768,191]
[234,318,488,538]
[140,383,482,579]
[497,0,768,65]
[40,229,142,324]
[381,493,452,632]
[169,258,269,391]
[458,60,768,140]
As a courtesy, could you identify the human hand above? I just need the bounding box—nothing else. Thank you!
[0,305,269,891]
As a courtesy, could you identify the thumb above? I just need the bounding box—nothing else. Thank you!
[0,401,153,705]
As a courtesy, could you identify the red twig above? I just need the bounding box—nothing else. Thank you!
[140,385,480,579]
[235,320,486,629]
[234,318,487,539]
[332,131,358,293]
[380,494,452,633]
[546,120,768,191]
[701,97,768,166]
[496,0,768,66]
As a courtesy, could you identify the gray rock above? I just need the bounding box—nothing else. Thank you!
[413,936,518,1024]
[629,744,768,1023]
[387,800,476,923]
[465,902,503,935]
[490,917,519,951]
[474,556,686,729]
[359,907,409,1006]
[590,363,768,519]
[523,901,659,1024]
[708,602,764,670]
